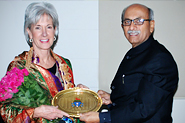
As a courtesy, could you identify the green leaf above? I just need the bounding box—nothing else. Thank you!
[19,87,26,94]
[25,90,30,97]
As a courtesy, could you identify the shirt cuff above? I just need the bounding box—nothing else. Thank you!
[99,112,111,123]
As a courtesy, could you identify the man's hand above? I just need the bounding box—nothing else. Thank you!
[80,112,100,123]
[98,90,112,105]
[77,84,89,89]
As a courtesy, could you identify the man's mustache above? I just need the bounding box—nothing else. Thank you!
[127,30,141,35]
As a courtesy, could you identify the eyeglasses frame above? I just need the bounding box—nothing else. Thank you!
[122,18,151,26]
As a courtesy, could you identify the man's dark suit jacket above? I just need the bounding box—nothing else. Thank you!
[104,35,178,123]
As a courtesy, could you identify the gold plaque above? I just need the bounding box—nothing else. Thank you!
[52,87,102,117]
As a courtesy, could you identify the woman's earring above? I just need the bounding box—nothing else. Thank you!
[54,36,56,41]
[29,39,33,42]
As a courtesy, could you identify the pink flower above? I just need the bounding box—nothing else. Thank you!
[12,87,19,93]
[3,92,13,99]
[0,67,29,101]
[22,68,29,76]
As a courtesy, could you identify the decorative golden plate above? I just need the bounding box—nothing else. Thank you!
[52,87,102,117]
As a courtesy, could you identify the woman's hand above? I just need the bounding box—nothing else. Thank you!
[33,105,69,120]
[98,90,112,105]
[77,84,89,89]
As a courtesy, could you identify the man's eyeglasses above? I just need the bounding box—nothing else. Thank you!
[122,18,151,26]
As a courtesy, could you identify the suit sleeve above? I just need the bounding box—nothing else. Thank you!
[99,112,111,123]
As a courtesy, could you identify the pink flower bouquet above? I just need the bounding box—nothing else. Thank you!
[0,67,51,107]
[0,67,28,101]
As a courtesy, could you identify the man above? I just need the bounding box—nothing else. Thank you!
[80,4,178,123]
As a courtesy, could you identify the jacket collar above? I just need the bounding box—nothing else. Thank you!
[126,34,155,57]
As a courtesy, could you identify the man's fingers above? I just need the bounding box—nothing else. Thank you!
[80,112,91,117]
[97,90,104,95]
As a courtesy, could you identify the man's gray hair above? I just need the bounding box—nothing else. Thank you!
[121,4,154,24]
[24,2,59,47]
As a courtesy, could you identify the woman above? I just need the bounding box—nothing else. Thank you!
[0,2,74,123]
